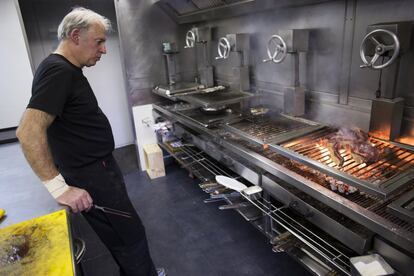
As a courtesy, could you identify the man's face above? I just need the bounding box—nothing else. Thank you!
[77,23,107,67]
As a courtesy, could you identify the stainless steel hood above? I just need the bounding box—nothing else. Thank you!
[154,0,335,24]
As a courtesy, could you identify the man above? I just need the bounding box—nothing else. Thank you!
[16,7,165,276]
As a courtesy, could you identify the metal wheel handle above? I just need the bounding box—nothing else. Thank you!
[262,35,287,64]
[184,30,197,49]
[360,29,400,70]
[215,37,231,60]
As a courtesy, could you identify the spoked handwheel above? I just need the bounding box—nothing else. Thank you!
[185,30,197,49]
[360,29,400,70]
[215,37,231,60]
[262,35,288,64]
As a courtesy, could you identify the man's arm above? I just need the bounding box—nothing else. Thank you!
[16,108,93,213]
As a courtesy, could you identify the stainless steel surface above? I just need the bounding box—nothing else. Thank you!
[116,1,414,134]
[373,237,414,276]
[176,89,253,108]
[0,143,62,228]
[174,107,241,128]
[153,82,205,99]
[369,97,405,141]
[387,190,414,225]
[277,127,414,198]
[154,0,333,24]
[284,86,305,116]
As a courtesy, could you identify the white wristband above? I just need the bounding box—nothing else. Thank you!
[43,173,70,199]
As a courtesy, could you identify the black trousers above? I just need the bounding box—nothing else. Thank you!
[61,155,156,276]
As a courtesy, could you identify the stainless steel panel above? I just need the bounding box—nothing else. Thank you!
[373,237,414,276]
[369,97,405,140]
[278,29,309,53]
[387,190,414,225]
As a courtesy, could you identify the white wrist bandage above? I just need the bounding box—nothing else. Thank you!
[43,173,70,199]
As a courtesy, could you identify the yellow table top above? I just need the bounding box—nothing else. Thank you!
[0,209,74,276]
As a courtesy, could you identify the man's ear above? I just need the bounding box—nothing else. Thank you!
[69,28,81,44]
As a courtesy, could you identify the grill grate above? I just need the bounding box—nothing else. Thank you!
[225,115,322,145]
[222,132,414,233]
[280,128,414,197]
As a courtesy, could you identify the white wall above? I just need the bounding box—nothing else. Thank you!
[18,0,134,148]
[0,0,33,129]
[84,35,133,148]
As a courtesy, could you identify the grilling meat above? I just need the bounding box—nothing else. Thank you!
[322,128,381,167]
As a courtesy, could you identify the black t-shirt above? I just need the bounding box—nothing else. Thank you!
[28,54,114,168]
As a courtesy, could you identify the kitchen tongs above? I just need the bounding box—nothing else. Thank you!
[93,204,132,218]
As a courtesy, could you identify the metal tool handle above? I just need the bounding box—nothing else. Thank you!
[359,29,400,70]
[262,35,287,64]
[215,37,231,60]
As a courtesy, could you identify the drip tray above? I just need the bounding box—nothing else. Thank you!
[387,190,414,224]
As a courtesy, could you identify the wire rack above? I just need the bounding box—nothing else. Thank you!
[241,195,352,275]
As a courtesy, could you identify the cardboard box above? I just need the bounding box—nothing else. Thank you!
[143,144,165,179]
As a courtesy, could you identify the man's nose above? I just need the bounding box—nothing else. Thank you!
[100,44,107,54]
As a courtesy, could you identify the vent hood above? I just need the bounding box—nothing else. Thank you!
[154,0,334,24]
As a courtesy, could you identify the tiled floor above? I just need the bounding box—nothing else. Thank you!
[1,142,310,276]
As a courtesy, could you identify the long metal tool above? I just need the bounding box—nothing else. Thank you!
[93,204,132,218]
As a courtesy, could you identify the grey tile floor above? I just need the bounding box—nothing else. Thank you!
[0,142,311,276]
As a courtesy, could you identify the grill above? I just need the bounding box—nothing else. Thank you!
[225,119,414,198]
[278,128,414,198]
[222,133,414,234]
[225,114,323,145]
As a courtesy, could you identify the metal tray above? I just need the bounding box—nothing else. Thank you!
[176,90,253,108]
[152,82,204,100]
[176,108,241,128]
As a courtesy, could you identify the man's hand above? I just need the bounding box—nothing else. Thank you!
[57,186,93,213]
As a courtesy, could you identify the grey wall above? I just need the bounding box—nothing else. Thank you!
[117,0,414,137]
[18,0,134,148]
[114,0,182,106]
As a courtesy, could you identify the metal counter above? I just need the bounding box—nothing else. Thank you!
[0,143,62,228]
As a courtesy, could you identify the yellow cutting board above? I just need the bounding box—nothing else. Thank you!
[0,209,74,276]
